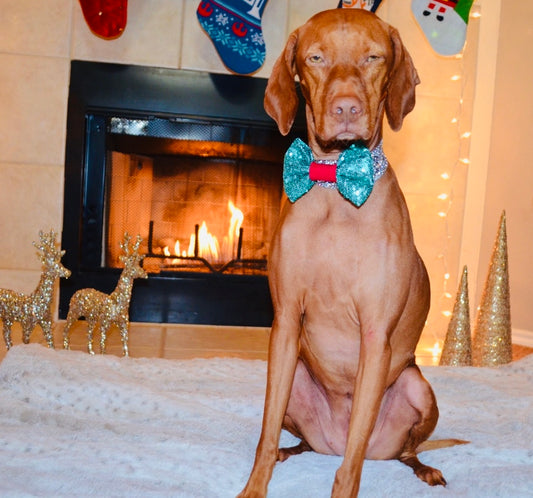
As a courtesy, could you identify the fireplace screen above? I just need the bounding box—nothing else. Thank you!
[61,61,306,325]
[106,116,284,275]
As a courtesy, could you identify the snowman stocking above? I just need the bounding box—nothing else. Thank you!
[197,0,268,75]
[412,0,475,56]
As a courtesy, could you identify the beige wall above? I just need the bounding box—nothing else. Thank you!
[0,0,529,344]
[479,0,533,340]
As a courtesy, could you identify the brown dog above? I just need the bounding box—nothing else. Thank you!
[238,9,445,498]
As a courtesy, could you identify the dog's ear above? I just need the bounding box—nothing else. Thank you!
[385,26,420,131]
[264,31,299,136]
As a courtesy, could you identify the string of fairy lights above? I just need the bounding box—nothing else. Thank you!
[431,8,481,358]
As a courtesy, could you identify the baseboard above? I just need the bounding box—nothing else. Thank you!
[513,328,533,347]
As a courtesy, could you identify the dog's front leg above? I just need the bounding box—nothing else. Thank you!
[238,313,301,498]
[331,329,392,498]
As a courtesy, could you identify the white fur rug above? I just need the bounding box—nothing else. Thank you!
[0,344,532,497]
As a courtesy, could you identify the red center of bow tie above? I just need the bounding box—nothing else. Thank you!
[309,161,337,183]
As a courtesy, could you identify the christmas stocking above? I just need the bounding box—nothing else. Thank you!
[337,0,383,12]
[79,0,128,39]
[412,0,474,56]
[197,0,268,75]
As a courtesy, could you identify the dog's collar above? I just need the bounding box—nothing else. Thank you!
[283,138,388,207]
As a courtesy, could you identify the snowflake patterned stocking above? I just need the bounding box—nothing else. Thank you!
[197,0,268,75]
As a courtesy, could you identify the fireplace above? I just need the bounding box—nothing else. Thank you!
[60,61,305,326]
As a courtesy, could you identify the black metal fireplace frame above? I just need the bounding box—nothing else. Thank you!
[60,60,305,326]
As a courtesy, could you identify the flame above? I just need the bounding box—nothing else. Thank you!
[163,242,182,263]
[166,200,243,264]
[221,201,244,261]
[188,221,220,261]
[228,200,244,236]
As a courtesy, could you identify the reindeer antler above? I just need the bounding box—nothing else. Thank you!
[119,232,144,265]
[132,234,142,253]
[34,229,65,265]
[34,229,54,253]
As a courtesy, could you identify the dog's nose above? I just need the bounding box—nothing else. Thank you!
[330,96,362,120]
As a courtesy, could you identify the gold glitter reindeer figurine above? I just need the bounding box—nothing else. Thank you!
[63,233,147,356]
[0,230,71,350]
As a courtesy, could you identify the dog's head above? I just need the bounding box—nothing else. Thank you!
[264,9,419,154]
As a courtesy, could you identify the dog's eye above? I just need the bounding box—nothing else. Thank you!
[365,55,382,63]
[307,55,323,64]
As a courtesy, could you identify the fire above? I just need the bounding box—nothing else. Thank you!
[188,221,220,261]
[221,200,244,261]
[163,200,244,264]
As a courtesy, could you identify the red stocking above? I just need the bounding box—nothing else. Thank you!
[79,0,128,39]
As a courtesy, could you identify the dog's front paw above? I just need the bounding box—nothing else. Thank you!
[237,477,269,498]
[236,488,265,498]
[331,465,362,498]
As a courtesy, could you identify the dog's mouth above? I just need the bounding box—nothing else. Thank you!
[315,136,367,154]
[313,120,372,153]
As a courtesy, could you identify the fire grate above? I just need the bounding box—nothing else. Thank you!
[145,220,267,274]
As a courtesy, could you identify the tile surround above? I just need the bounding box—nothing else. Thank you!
[0,163,65,270]
[0,54,69,166]
[0,0,72,58]
[72,0,183,68]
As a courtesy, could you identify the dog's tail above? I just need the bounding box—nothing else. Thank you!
[416,439,469,453]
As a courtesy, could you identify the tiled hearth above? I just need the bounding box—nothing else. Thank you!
[2,323,531,366]
[1,322,270,362]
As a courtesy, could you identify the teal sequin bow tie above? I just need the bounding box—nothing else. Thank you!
[283,138,387,207]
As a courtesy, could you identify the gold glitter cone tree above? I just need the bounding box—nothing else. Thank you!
[440,265,472,366]
[472,211,512,367]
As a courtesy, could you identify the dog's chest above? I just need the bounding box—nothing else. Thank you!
[286,185,385,243]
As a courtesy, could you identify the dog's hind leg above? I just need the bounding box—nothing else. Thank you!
[278,440,312,462]
[366,365,446,486]
[399,452,446,486]
[397,367,446,486]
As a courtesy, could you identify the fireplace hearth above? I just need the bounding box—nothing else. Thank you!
[60,61,305,326]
